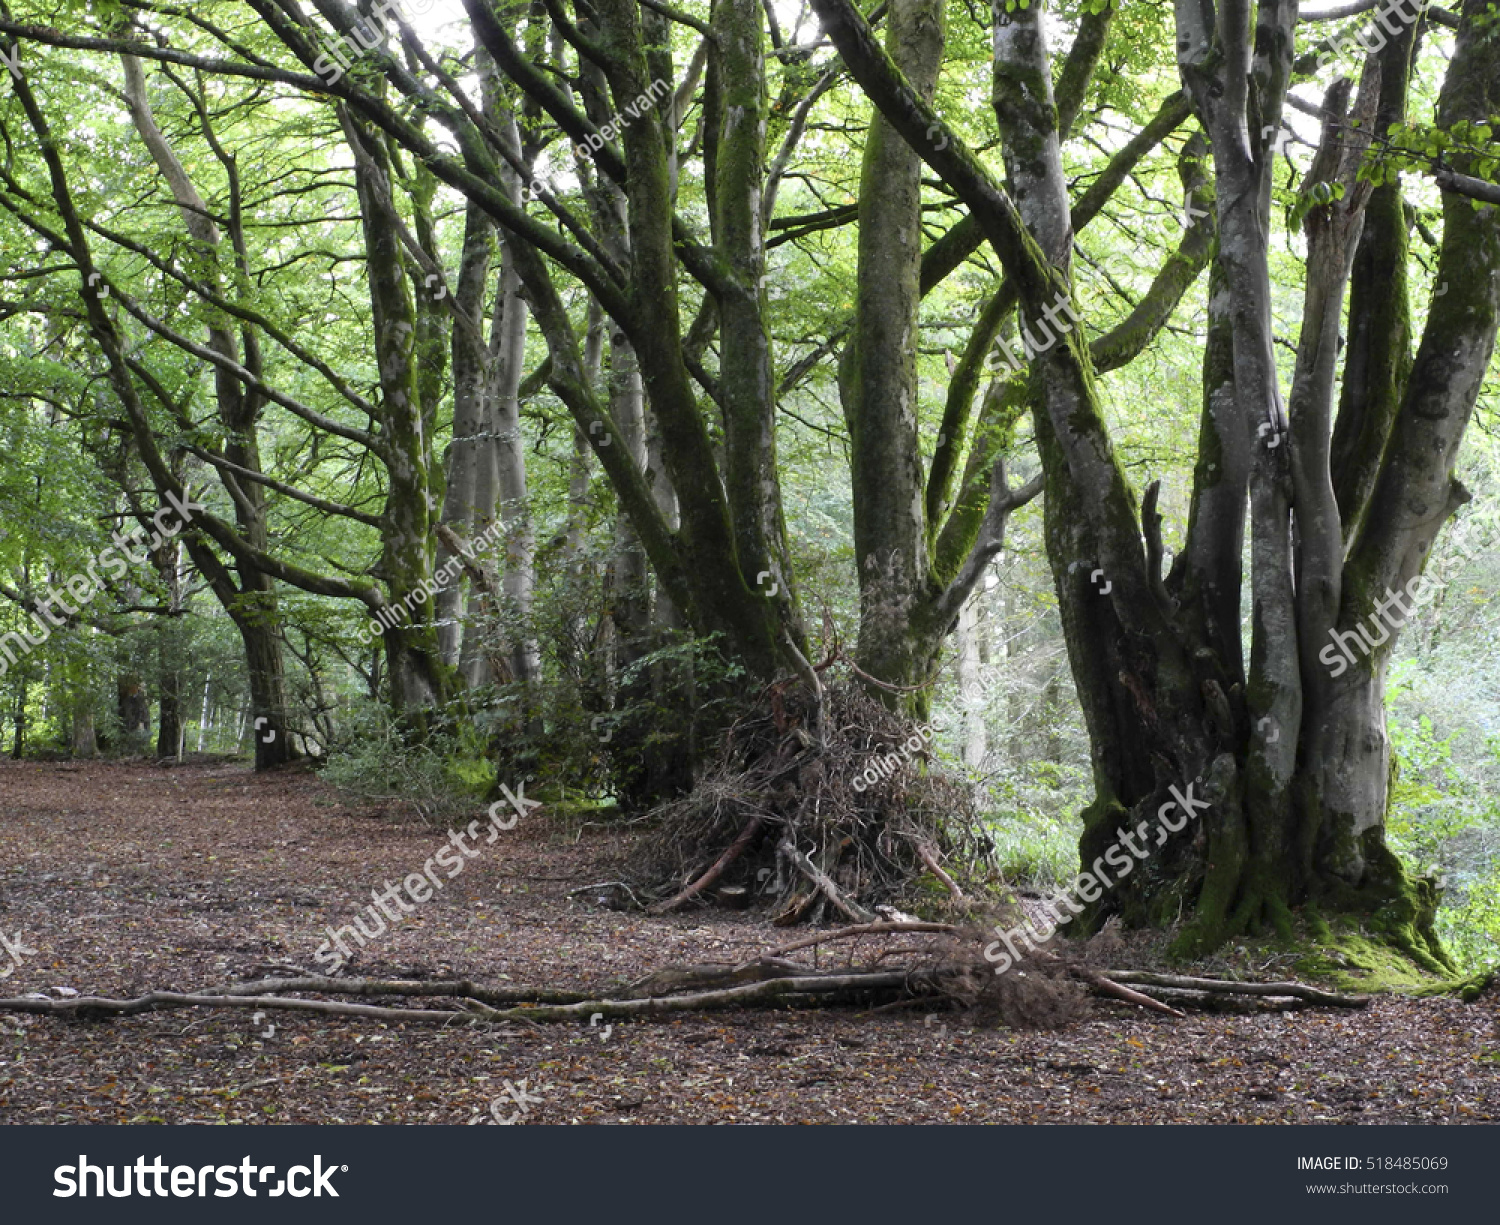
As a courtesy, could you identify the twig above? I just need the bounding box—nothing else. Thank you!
[781,630,827,748]
[566,880,646,907]
[911,840,965,902]
[835,649,936,695]
[758,919,956,960]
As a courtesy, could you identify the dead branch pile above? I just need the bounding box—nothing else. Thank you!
[629,681,989,923]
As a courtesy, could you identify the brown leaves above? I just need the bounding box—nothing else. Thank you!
[0,759,1495,1124]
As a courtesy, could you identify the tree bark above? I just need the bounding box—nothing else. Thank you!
[120,52,294,767]
[341,106,450,725]
[809,0,1498,968]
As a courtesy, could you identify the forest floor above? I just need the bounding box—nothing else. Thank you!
[0,759,1495,1125]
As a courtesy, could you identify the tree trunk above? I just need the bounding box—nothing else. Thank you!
[234,614,290,769]
[841,0,947,705]
[438,194,498,674]
[196,675,210,753]
[153,523,185,761]
[117,674,150,751]
[808,0,1499,968]
[342,107,450,725]
[120,52,294,767]
[70,697,97,758]
[10,688,23,759]
[489,131,540,693]
[956,594,985,769]
[836,4,1129,713]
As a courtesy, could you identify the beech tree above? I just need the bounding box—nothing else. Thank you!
[0,0,1495,964]
[808,0,1499,961]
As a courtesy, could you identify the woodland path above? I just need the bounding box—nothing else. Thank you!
[0,760,1494,1125]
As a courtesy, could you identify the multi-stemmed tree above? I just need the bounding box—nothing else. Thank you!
[810,0,1498,961]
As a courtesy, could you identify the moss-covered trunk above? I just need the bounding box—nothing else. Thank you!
[808,0,1496,967]
[1071,0,1499,967]
[840,0,947,709]
[344,107,450,725]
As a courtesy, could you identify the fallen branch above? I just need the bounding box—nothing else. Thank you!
[1118,987,1313,1014]
[779,836,877,924]
[0,991,468,1025]
[0,970,931,1028]
[1104,971,1368,1009]
[648,815,765,915]
[566,880,645,907]
[760,920,957,960]
[462,970,924,1024]
[1076,971,1186,1019]
[626,957,807,996]
[208,975,592,1006]
[1017,947,1184,1019]
[0,957,1367,1036]
[911,840,965,902]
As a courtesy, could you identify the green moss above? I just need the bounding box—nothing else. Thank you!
[1155,909,1478,996]
[1305,907,1333,943]
[1293,922,1465,995]
[1265,893,1296,941]
[1455,970,1495,1004]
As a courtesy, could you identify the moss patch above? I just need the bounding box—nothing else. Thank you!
[1158,913,1481,997]
[1292,922,1472,996]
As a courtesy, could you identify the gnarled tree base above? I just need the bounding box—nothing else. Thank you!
[1075,756,1453,983]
